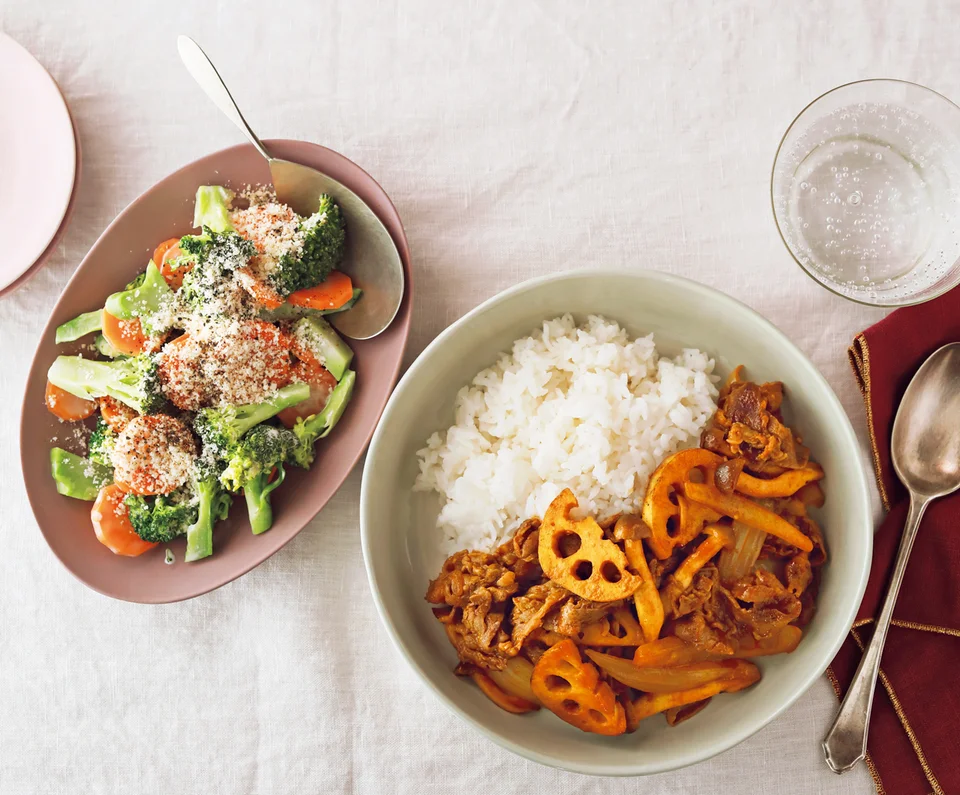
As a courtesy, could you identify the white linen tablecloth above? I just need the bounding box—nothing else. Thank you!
[4,1,952,792]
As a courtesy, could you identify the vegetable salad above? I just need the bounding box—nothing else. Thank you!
[46,186,359,562]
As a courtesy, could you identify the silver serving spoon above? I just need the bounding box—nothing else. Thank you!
[823,342,960,773]
[176,35,404,340]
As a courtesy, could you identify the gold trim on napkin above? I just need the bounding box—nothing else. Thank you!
[847,333,891,511]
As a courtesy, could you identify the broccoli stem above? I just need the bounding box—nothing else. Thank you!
[244,465,286,535]
[47,354,162,414]
[55,310,103,344]
[50,448,111,501]
[184,480,219,562]
[301,370,356,440]
[236,383,311,438]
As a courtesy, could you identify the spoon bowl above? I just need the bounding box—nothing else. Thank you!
[177,35,404,340]
[892,342,960,497]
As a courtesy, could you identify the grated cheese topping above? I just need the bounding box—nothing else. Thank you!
[157,320,294,410]
[110,415,198,495]
[230,202,305,279]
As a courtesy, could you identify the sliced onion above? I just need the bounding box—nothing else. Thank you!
[585,650,745,694]
[488,657,539,704]
[718,520,767,583]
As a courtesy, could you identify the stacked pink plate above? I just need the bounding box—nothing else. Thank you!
[0,32,79,297]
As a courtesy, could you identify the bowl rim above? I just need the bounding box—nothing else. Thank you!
[360,267,872,776]
[769,77,960,308]
[21,138,413,603]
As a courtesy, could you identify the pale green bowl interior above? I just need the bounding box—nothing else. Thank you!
[361,270,871,776]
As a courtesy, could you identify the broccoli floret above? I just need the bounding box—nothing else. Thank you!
[220,424,297,492]
[103,262,173,336]
[268,195,346,297]
[122,460,232,559]
[177,229,258,318]
[47,354,165,415]
[220,424,297,535]
[125,491,195,544]
[193,383,310,454]
[87,417,117,467]
[291,370,356,468]
[193,186,235,233]
[184,457,233,562]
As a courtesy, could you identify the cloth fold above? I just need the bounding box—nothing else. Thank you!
[831,288,960,795]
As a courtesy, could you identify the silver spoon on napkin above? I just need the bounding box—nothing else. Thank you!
[822,342,960,772]
[176,35,403,340]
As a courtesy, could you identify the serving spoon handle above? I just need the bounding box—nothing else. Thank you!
[822,493,929,773]
[177,36,273,162]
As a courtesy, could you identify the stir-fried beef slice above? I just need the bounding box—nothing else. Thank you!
[444,621,510,671]
[425,550,519,608]
[513,518,540,560]
[507,582,568,651]
[647,548,685,590]
[703,379,809,473]
[669,565,719,619]
[728,568,788,604]
[784,553,813,597]
[673,611,738,656]
[543,595,624,637]
[723,569,802,638]
[463,587,508,650]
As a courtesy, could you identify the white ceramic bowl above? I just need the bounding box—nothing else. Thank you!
[360,270,871,776]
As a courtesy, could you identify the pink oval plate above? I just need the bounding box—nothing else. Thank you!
[20,140,412,603]
[0,32,77,295]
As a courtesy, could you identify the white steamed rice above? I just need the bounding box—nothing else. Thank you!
[414,314,719,554]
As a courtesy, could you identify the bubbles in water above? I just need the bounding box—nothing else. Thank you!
[848,191,863,206]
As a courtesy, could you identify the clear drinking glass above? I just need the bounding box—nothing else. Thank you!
[772,80,960,306]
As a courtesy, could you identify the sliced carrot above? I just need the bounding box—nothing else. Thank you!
[98,396,136,432]
[239,267,284,310]
[278,348,337,428]
[161,248,191,290]
[91,484,157,557]
[153,237,181,266]
[287,270,353,310]
[45,380,97,421]
[153,238,193,290]
[101,309,148,356]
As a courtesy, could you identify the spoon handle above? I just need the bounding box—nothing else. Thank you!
[176,36,273,161]
[822,493,928,773]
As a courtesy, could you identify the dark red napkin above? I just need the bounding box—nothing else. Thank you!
[830,289,960,795]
